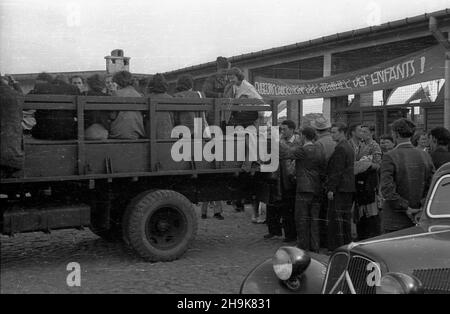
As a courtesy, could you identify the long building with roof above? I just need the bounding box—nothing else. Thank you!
[162,8,450,132]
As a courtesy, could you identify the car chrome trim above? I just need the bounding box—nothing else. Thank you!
[345,271,357,294]
[426,174,450,218]
[321,252,349,294]
[351,255,381,294]
[355,229,450,247]
[324,254,379,294]
[428,225,450,232]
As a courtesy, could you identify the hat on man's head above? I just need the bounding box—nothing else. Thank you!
[310,116,331,130]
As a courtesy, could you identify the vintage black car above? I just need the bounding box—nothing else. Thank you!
[240,162,450,294]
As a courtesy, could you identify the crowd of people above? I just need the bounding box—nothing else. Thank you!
[263,115,450,253]
[2,57,450,252]
[0,55,263,145]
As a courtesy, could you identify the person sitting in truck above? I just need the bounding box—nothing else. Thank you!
[108,71,146,140]
[202,56,231,99]
[30,72,80,140]
[0,76,24,178]
[224,67,264,173]
[84,74,110,140]
[173,74,208,137]
[202,56,231,126]
[71,75,87,94]
[104,74,118,95]
[2,74,36,133]
[146,73,174,139]
[224,67,264,128]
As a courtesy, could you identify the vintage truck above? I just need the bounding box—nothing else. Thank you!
[0,94,278,262]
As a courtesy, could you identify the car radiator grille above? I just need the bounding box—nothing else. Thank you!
[412,268,450,294]
[323,254,377,294]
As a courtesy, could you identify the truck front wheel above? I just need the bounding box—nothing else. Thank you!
[123,190,197,262]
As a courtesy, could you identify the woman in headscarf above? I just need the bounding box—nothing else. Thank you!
[84,74,110,140]
[109,71,145,140]
[146,73,174,139]
[172,74,208,137]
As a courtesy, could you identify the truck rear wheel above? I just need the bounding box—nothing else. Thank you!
[123,190,197,262]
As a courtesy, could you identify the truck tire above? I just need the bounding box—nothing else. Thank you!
[123,190,197,262]
[122,189,157,247]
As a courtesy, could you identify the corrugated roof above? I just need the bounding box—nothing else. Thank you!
[163,8,450,77]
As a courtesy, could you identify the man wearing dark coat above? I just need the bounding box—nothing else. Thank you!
[429,126,450,170]
[265,120,302,241]
[326,122,355,250]
[280,126,326,251]
[380,118,435,232]
[30,73,80,140]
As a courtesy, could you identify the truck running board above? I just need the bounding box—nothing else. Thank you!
[2,203,90,236]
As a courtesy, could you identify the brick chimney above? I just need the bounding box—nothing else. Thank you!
[105,49,130,74]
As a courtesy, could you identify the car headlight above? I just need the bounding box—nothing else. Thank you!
[376,273,423,294]
[272,247,311,281]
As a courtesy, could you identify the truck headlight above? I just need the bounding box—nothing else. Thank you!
[272,247,311,281]
[376,273,423,294]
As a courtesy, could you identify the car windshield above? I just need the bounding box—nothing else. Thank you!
[428,174,450,217]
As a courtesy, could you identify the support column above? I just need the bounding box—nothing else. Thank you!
[445,51,450,130]
[286,100,301,128]
[323,53,332,121]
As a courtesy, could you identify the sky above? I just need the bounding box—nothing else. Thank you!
[1,0,449,75]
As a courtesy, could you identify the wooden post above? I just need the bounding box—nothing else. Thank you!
[286,100,292,121]
[213,98,220,126]
[213,98,221,170]
[148,96,153,172]
[150,98,157,172]
[76,96,85,175]
[271,100,277,126]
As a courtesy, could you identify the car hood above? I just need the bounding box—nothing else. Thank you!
[348,222,450,273]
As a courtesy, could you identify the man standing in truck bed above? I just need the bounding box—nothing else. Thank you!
[202,56,231,127]
[202,56,231,99]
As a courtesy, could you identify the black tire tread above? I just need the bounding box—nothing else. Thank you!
[124,189,197,262]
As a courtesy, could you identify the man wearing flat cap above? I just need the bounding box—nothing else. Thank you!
[311,115,336,250]
[380,118,434,232]
[311,116,335,163]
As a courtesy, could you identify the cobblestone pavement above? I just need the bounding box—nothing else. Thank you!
[1,204,328,294]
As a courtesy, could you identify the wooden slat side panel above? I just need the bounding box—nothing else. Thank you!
[24,145,77,177]
[85,143,150,174]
